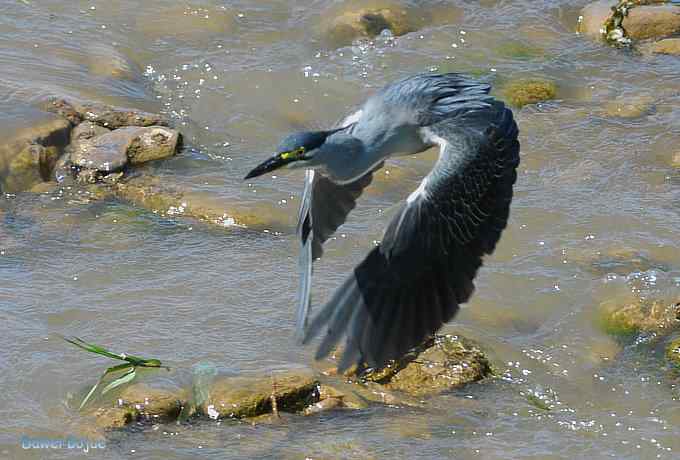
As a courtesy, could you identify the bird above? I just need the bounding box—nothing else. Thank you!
[244,73,520,373]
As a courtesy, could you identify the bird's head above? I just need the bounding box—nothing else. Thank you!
[244,130,336,180]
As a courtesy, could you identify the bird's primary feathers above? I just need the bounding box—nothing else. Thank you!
[247,73,520,372]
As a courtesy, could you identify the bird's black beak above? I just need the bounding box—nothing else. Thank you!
[244,153,292,180]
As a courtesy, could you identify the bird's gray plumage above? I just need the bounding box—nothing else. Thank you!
[249,73,520,372]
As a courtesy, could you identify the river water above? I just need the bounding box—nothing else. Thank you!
[1,0,680,459]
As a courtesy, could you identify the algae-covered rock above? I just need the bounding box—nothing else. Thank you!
[44,97,167,129]
[201,370,319,419]
[323,6,415,46]
[598,296,680,339]
[496,41,546,60]
[666,337,680,367]
[357,334,492,398]
[500,79,557,108]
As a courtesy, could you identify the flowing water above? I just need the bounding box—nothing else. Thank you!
[1,0,680,458]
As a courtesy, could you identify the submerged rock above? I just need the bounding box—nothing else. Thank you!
[323,5,415,46]
[500,79,557,108]
[45,98,167,129]
[638,37,680,55]
[673,151,680,168]
[0,112,71,192]
[602,95,656,118]
[598,295,680,339]
[110,175,287,230]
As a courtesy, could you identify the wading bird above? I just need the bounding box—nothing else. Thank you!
[245,73,520,372]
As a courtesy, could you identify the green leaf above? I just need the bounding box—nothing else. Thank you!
[61,336,127,361]
[101,368,137,395]
[79,382,100,411]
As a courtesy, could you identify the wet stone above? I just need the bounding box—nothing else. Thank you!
[356,334,492,398]
[90,383,185,430]
[622,4,680,41]
[72,126,180,176]
[201,370,319,419]
[126,126,181,164]
[70,121,110,146]
[45,97,167,129]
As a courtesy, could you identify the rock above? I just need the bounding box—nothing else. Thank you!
[577,0,617,38]
[638,37,680,55]
[84,43,142,81]
[71,126,180,177]
[90,383,185,430]
[71,129,134,174]
[201,370,319,419]
[623,4,680,41]
[70,121,110,146]
[110,175,288,230]
[44,98,167,129]
[496,41,546,60]
[500,79,557,108]
[356,335,492,398]
[602,95,655,118]
[126,126,181,164]
[666,337,680,367]
[598,295,680,339]
[0,112,71,192]
[323,6,415,46]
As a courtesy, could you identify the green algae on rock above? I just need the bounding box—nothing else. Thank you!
[598,296,680,340]
[201,370,319,419]
[500,79,557,108]
[355,334,492,398]
[665,337,680,367]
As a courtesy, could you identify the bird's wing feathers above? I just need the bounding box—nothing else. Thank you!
[304,100,520,371]
[295,166,379,340]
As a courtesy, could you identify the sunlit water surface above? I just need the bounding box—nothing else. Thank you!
[1,0,680,459]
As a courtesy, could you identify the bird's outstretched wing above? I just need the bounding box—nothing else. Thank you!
[304,101,520,372]
[295,166,378,340]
